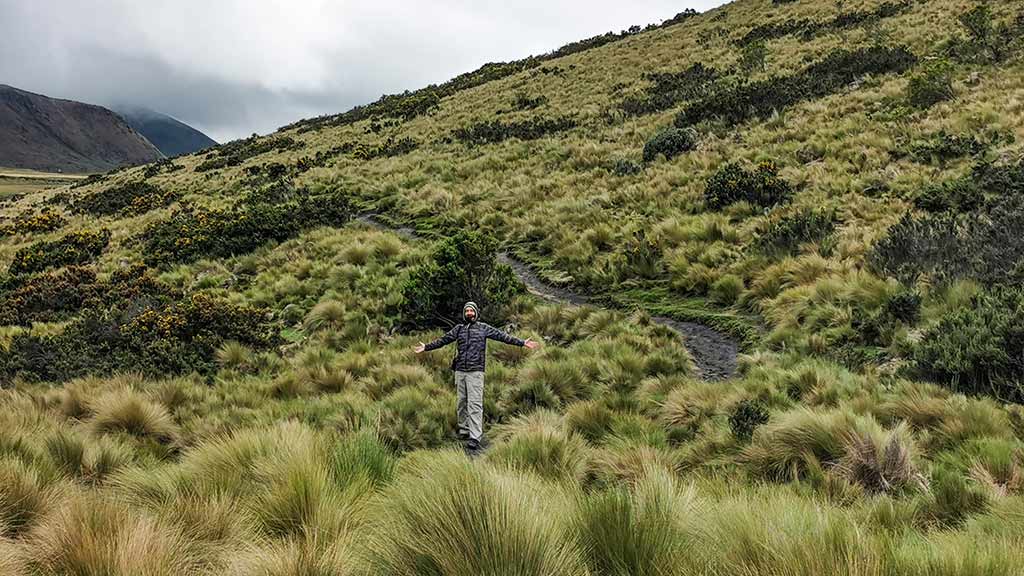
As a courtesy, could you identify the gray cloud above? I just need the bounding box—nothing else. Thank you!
[0,0,724,142]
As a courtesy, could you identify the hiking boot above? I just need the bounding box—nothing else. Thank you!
[465,438,481,452]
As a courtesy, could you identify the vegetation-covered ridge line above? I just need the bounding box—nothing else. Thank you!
[355,212,741,380]
[277,9,703,134]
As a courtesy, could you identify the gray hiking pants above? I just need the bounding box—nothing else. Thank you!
[455,371,485,441]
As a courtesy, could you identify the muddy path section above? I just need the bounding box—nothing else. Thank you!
[355,214,739,381]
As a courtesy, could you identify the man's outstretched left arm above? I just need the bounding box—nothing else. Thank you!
[485,324,537,348]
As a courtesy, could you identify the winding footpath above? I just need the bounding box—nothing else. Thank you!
[356,214,739,381]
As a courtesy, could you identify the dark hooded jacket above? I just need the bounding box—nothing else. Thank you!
[423,302,525,372]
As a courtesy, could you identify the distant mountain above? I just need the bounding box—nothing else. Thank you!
[0,84,162,173]
[113,106,217,157]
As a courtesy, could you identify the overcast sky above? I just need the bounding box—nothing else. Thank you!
[0,1,725,142]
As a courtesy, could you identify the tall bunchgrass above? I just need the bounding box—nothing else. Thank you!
[361,451,588,576]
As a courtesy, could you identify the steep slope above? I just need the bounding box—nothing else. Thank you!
[113,105,217,157]
[0,84,162,173]
[2,1,1024,572]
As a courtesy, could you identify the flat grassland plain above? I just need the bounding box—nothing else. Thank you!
[0,168,85,199]
[2,0,1024,574]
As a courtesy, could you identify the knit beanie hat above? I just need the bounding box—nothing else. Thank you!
[463,301,479,322]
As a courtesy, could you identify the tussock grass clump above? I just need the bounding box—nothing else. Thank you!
[89,390,180,444]
[329,429,397,489]
[363,452,587,576]
[574,467,696,576]
[24,492,202,576]
[743,408,869,481]
[488,411,590,483]
[0,457,55,538]
[376,387,453,452]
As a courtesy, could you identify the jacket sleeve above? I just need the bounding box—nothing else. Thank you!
[423,325,460,351]
[485,323,526,347]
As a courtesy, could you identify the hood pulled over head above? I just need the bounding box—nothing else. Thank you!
[463,301,479,322]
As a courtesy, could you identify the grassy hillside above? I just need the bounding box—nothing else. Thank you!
[2,0,1024,573]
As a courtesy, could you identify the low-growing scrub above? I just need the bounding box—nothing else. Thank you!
[754,209,836,255]
[620,63,719,117]
[353,136,419,160]
[871,160,1024,285]
[914,287,1024,402]
[73,181,178,216]
[675,45,917,129]
[195,135,305,172]
[739,1,911,46]
[906,60,955,109]
[141,188,351,266]
[642,128,697,163]
[8,228,111,276]
[1,208,66,236]
[452,116,576,146]
[704,161,793,210]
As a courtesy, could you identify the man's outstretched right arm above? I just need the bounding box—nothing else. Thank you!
[423,325,460,352]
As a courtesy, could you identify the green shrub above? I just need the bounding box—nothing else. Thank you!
[908,130,999,164]
[0,289,272,382]
[704,161,793,210]
[2,208,66,235]
[512,91,548,111]
[740,1,912,45]
[452,116,576,146]
[755,209,836,255]
[353,136,419,160]
[619,63,719,117]
[0,266,99,326]
[141,189,351,267]
[642,128,697,163]
[675,45,917,129]
[873,204,1024,286]
[611,158,641,176]
[739,40,768,73]
[74,181,178,216]
[914,178,983,213]
[400,229,522,328]
[194,135,304,172]
[906,60,954,109]
[141,158,182,178]
[914,287,1024,402]
[8,229,111,276]
[729,399,770,442]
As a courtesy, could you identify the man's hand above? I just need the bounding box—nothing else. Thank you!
[524,338,541,350]
[414,342,426,354]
